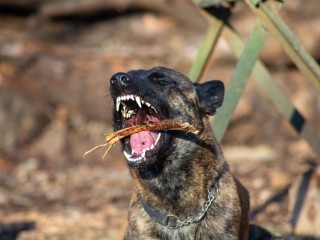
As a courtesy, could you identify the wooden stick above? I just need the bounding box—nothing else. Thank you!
[105,120,198,144]
[83,119,198,159]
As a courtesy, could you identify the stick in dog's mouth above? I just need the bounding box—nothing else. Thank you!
[83,119,199,159]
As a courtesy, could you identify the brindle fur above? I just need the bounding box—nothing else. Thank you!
[110,67,250,240]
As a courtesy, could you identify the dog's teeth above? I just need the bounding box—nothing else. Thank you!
[141,99,145,104]
[129,95,134,101]
[142,149,149,158]
[135,96,142,108]
[127,110,134,117]
[124,150,144,162]
[151,106,157,113]
[116,97,121,111]
[123,151,132,160]
[150,144,155,150]
[145,102,151,107]
[154,133,161,145]
[121,109,126,118]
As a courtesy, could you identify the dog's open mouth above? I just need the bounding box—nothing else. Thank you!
[115,94,164,164]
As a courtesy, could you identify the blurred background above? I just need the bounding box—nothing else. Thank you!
[0,0,319,239]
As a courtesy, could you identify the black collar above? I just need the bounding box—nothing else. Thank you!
[139,180,219,229]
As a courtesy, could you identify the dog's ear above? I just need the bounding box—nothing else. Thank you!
[193,80,224,115]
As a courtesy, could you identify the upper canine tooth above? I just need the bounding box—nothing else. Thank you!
[135,96,142,108]
[116,97,121,111]
[151,106,157,113]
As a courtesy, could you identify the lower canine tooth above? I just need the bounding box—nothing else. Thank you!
[154,133,161,145]
[141,149,147,158]
[123,151,132,160]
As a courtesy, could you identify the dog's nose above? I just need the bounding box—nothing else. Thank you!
[110,72,131,90]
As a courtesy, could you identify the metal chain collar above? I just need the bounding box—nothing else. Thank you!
[140,180,219,229]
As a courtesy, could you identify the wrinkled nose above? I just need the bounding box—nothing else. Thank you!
[110,72,131,90]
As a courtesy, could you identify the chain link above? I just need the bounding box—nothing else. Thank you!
[167,185,218,229]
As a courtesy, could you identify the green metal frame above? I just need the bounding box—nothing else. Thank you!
[188,19,224,82]
[190,0,320,154]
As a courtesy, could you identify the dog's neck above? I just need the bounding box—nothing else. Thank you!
[130,120,227,219]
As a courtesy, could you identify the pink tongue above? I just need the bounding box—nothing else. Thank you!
[130,131,158,155]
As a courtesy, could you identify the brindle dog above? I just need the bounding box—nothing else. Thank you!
[109,66,251,240]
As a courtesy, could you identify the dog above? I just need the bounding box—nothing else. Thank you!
[109,66,250,240]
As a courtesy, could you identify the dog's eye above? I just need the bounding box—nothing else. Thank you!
[149,73,171,85]
[149,72,176,86]
[155,78,170,85]
[153,77,175,86]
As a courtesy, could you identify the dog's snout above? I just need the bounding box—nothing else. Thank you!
[110,72,131,90]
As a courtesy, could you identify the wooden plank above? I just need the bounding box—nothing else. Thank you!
[188,18,224,82]
[192,0,225,7]
[223,25,320,155]
[245,0,320,94]
[212,22,267,142]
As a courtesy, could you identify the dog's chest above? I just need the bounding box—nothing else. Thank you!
[135,221,229,240]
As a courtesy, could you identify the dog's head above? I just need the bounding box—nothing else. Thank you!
[109,66,224,168]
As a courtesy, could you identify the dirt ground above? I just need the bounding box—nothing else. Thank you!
[0,1,319,239]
